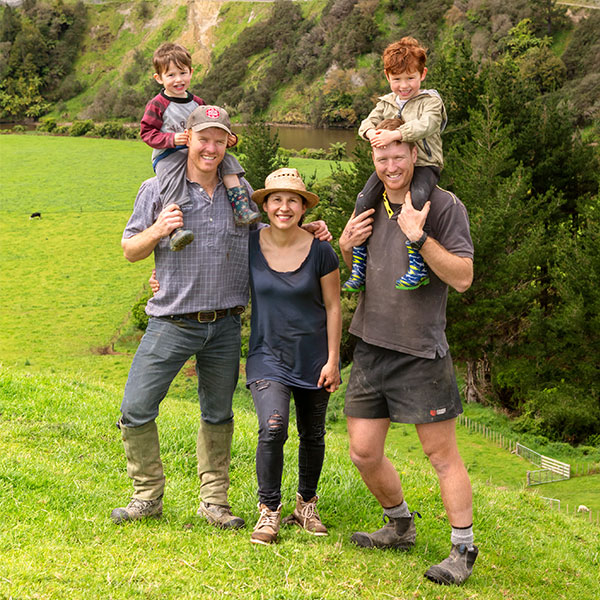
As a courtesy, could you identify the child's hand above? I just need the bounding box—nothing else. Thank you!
[149,269,160,295]
[370,128,401,148]
[174,131,189,146]
[227,133,238,148]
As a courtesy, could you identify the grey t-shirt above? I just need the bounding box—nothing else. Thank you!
[349,186,473,359]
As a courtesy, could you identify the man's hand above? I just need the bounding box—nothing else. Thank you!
[370,128,401,148]
[174,131,189,146]
[339,209,375,269]
[397,191,430,242]
[302,219,332,242]
[339,209,375,253]
[153,203,184,238]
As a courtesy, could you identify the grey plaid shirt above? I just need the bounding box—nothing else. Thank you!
[123,176,255,317]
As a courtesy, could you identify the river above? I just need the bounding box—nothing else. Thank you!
[2,122,360,156]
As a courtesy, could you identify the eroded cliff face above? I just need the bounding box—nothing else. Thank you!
[180,0,226,71]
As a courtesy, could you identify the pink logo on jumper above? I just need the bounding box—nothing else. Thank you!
[206,107,220,119]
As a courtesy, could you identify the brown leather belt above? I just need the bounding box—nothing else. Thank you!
[177,306,245,323]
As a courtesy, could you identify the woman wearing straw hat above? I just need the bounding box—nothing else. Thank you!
[247,168,341,545]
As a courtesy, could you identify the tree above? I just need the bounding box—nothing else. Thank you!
[0,5,21,43]
[237,120,289,192]
[444,99,545,405]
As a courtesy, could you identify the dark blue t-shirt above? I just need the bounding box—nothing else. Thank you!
[246,229,339,389]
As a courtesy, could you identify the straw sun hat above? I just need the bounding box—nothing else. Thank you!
[251,168,319,210]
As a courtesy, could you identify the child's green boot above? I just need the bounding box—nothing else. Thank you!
[395,242,430,290]
[170,228,194,251]
[227,186,261,225]
[342,245,367,292]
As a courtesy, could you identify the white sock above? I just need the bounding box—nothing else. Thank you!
[383,500,411,519]
[451,524,474,550]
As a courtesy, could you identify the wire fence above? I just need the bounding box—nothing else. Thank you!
[457,414,599,526]
[541,497,600,526]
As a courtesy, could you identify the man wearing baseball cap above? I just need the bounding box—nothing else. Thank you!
[113,105,329,530]
[114,105,250,528]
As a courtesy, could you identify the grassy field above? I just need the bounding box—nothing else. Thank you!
[1,134,599,598]
[0,134,339,382]
[2,367,599,600]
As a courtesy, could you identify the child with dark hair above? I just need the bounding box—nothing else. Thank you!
[140,42,259,252]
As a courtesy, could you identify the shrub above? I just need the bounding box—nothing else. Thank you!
[69,120,95,137]
[515,385,600,445]
[131,291,152,331]
[95,121,127,139]
[37,117,57,133]
[12,124,25,132]
[124,126,139,140]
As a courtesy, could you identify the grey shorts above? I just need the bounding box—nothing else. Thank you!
[344,339,462,424]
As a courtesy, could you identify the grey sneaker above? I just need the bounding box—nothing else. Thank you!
[197,501,245,529]
[424,543,479,585]
[251,504,282,545]
[283,493,327,536]
[111,497,163,524]
[350,511,421,550]
[169,228,194,251]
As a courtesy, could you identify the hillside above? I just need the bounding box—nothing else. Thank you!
[1,365,599,599]
[1,0,599,130]
[1,130,599,598]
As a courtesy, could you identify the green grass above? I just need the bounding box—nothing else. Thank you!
[0,135,153,381]
[289,157,349,181]
[1,134,599,598]
[1,367,599,599]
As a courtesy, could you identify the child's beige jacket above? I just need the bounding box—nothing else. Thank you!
[358,90,447,169]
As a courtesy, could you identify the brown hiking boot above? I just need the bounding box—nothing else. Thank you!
[251,504,282,545]
[283,493,327,536]
[197,501,245,529]
[350,511,421,550]
[424,543,479,585]
[111,497,163,524]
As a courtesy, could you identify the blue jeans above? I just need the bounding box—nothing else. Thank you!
[249,380,330,510]
[121,315,241,427]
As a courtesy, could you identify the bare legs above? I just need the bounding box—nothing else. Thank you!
[348,416,472,527]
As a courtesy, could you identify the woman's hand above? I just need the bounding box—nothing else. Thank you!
[149,269,160,295]
[318,360,341,393]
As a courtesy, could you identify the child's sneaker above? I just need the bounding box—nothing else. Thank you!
[342,244,367,292]
[395,241,429,290]
[169,227,194,251]
[228,186,261,225]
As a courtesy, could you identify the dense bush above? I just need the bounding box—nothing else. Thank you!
[131,291,151,332]
[69,119,94,137]
[0,0,87,119]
